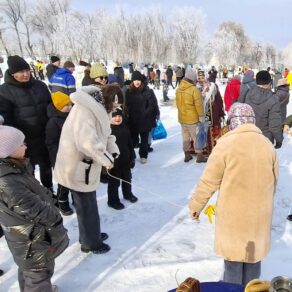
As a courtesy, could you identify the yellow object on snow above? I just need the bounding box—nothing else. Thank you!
[204,205,216,224]
[244,279,270,292]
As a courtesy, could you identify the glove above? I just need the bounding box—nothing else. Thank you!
[199,116,205,123]
[274,141,282,149]
[130,160,135,169]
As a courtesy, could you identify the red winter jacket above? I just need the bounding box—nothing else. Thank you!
[224,78,241,112]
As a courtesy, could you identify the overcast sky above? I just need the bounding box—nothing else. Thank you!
[72,0,291,49]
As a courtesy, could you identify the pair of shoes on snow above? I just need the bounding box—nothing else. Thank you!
[124,194,138,203]
[108,201,125,210]
[81,243,111,254]
[58,201,73,216]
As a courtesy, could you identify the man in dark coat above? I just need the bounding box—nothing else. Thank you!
[0,125,68,292]
[46,55,60,80]
[243,70,283,148]
[0,55,53,190]
[166,65,175,89]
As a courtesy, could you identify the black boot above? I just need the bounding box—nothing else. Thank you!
[287,214,292,221]
[0,269,4,277]
[81,243,111,254]
[108,201,125,210]
[184,151,193,162]
[124,194,138,203]
[58,200,73,216]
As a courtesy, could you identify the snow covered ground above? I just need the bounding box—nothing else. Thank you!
[1,85,292,292]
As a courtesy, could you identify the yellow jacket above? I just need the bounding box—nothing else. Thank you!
[175,79,204,124]
[287,72,292,89]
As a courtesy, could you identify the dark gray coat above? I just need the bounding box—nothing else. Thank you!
[244,86,283,144]
[238,74,257,103]
[0,158,69,270]
[274,85,290,122]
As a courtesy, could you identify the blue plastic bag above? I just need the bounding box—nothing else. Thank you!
[195,122,209,149]
[152,120,167,140]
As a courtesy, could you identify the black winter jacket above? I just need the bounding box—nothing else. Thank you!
[45,103,69,167]
[46,63,59,80]
[0,70,51,159]
[0,158,69,270]
[125,86,160,133]
[110,123,136,171]
[244,85,283,144]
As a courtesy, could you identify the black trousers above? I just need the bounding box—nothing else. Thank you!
[130,131,149,159]
[108,168,132,204]
[72,190,102,249]
[18,261,55,292]
[30,155,53,189]
[57,184,70,202]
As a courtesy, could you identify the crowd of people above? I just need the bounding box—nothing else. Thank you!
[0,54,291,291]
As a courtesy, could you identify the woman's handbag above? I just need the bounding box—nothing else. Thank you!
[219,118,229,137]
[152,120,167,140]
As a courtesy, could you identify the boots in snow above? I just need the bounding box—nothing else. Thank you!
[196,153,208,163]
[184,151,193,162]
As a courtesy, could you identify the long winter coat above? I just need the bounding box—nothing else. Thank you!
[125,86,160,133]
[189,124,278,263]
[274,85,290,122]
[0,158,69,270]
[243,85,283,144]
[176,79,204,124]
[45,103,69,167]
[224,78,241,111]
[0,70,51,159]
[54,86,119,192]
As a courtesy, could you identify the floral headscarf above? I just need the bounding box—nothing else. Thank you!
[228,102,256,130]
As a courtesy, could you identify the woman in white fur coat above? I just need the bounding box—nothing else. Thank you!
[54,84,122,254]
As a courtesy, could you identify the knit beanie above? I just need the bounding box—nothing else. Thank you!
[0,126,25,158]
[79,60,90,67]
[63,61,75,69]
[131,70,143,82]
[51,91,71,111]
[112,107,123,118]
[90,63,108,79]
[50,56,60,63]
[185,69,197,82]
[228,102,256,131]
[7,55,30,74]
[256,70,272,85]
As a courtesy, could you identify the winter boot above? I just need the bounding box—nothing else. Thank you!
[184,151,193,162]
[287,214,292,221]
[58,200,73,216]
[0,269,4,277]
[196,153,208,163]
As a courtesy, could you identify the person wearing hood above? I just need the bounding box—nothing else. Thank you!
[46,55,61,80]
[240,70,283,148]
[54,84,121,254]
[189,102,278,286]
[274,78,290,122]
[224,75,241,112]
[238,70,257,103]
[175,69,207,163]
[0,125,69,292]
[0,55,53,191]
[49,61,76,95]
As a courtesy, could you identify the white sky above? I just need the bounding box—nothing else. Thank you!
[73,0,291,49]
